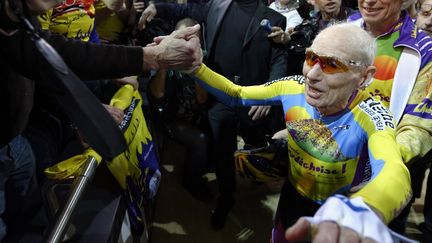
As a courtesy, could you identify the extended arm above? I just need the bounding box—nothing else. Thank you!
[351,131,412,224]
[193,64,293,107]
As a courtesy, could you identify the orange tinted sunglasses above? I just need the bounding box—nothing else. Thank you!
[305,49,363,74]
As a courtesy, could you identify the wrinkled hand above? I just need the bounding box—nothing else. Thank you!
[144,24,202,71]
[248,106,271,120]
[138,3,156,30]
[267,26,290,44]
[285,195,400,243]
[272,129,288,140]
[103,104,124,124]
[112,76,139,90]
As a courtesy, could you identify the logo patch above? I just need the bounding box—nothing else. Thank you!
[359,97,394,130]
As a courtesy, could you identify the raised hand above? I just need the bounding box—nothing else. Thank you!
[138,2,156,30]
[143,24,203,71]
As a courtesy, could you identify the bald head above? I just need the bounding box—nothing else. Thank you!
[311,23,376,66]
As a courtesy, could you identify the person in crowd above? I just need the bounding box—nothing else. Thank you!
[28,0,140,179]
[314,0,355,29]
[404,1,432,240]
[416,0,432,242]
[269,0,303,32]
[186,22,411,243]
[94,0,139,44]
[269,0,354,45]
[348,0,432,236]
[417,0,432,35]
[148,17,213,202]
[138,0,288,229]
[0,0,201,239]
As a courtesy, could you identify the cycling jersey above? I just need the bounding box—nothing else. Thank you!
[194,63,411,223]
[39,0,95,41]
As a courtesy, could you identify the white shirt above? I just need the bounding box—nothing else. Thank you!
[269,2,303,31]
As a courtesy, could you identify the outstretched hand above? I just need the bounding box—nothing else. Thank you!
[267,26,290,44]
[248,105,271,120]
[143,24,203,71]
[284,195,415,243]
[138,3,156,30]
[285,218,376,243]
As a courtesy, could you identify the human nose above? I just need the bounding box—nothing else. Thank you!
[306,63,322,82]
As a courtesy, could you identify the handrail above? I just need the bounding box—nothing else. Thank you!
[44,156,98,243]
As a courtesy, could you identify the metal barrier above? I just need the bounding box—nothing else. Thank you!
[43,156,98,243]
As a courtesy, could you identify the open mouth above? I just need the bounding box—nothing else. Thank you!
[306,85,323,99]
[325,2,337,10]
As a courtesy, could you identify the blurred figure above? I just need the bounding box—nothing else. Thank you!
[148,18,213,202]
[314,0,355,30]
[269,0,303,31]
[0,0,202,239]
[138,0,288,229]
[417,0,432,35]
[414,1,432,240]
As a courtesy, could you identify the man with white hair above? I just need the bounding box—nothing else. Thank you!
[348,0,432,236]
[186,22,412,243]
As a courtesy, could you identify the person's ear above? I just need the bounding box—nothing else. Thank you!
[358,66,376,90]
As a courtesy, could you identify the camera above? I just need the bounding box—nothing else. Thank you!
[287,19,319,53]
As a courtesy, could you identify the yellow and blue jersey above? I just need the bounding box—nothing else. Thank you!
[194,64,411,223]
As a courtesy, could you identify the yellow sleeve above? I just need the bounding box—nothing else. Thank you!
[396,62,432,165]
[193,64,302,106]
[351,131,412,224]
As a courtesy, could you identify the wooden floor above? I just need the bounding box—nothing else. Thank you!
[149,137,428,243]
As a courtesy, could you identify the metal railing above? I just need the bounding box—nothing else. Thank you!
[43,156,98,243]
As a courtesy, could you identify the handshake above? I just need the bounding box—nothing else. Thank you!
[143,24,203,73]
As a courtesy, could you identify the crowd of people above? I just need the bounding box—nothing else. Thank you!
[1,0,432,242]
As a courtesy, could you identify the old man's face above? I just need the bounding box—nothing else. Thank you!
[302,29,368,114]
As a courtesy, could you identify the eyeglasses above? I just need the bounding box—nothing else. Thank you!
[305,49,364,74]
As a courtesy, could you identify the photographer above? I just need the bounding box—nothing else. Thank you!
[0,0,202,239]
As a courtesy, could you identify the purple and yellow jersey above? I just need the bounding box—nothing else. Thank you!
[194,64,411,223]
[38,0,96,42]
[366,24,403,108]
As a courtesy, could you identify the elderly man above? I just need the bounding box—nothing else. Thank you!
[417,0,432,35]
[187,23,411,243]
[348,0,432,235]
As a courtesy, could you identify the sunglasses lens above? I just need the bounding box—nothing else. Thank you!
[305,50,348,74]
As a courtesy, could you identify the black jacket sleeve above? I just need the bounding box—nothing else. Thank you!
[154,1,210,24]
[0,29,144,81]
[268,13,288,82]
